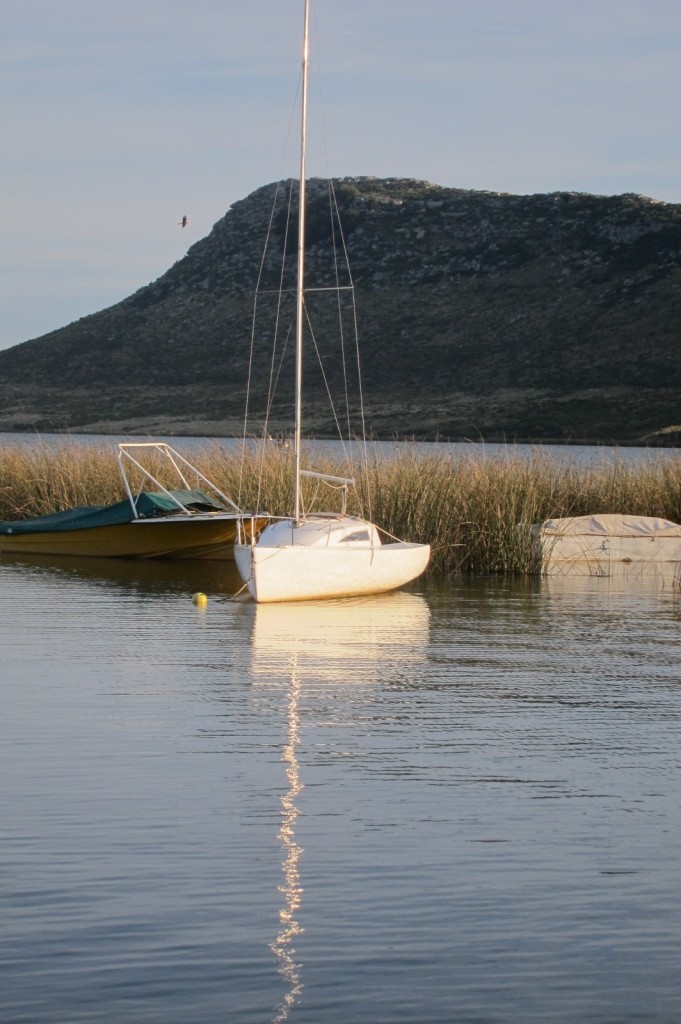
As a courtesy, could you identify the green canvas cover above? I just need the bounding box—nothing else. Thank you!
[0,490,227,536]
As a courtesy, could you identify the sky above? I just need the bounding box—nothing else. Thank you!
[2,0,681,351]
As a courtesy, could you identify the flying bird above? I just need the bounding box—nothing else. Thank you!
[179,215,188,228]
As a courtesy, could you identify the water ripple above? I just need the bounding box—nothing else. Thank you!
[2,561,681,1022]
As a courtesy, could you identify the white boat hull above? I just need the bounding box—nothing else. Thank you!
[235,520,430,603]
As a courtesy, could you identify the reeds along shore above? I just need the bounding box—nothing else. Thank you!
[1,441,681,575]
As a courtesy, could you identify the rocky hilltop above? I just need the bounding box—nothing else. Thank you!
[1,177,680,442]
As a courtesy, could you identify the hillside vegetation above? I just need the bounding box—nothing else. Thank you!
[1,178,680,442]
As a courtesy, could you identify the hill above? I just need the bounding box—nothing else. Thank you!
[1,177,680,443]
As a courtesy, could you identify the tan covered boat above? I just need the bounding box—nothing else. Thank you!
[531,513,681,577]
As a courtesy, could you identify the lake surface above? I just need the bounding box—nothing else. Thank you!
[1,430,679,469]
[2,556,681,1023]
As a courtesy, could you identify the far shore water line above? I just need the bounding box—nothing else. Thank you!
[1,425,680,448]
[1,438,680,575]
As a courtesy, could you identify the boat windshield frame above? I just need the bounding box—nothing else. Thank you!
[117,442,241,516]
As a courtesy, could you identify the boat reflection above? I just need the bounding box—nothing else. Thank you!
[0,550,245,599]
[251,590,431,683]
[249,592,430,1020]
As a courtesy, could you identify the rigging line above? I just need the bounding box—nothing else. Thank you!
[304,304,352,466]
[243,61,302,505]
[254,181,294,512]
[325,186,373,520]
[239,179,286,506]
[268,322,293,412]
[305,3,372,519]
[305,8,361,483]
[259,179,296,506]
[327,179,354,459]
[332,205,372,521]
[259,285,353,294]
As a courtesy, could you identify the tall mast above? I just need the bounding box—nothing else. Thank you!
[293,0,310,523]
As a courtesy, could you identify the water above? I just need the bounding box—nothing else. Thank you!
[2,555,681,1023]
[1,430,679,469]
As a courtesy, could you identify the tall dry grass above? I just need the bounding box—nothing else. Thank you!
[1,440,681,575]
[0,444,125,518]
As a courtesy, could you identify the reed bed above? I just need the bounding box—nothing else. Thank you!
[1,440,681,575]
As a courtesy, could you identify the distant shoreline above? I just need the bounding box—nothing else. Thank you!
[0,425,679,449]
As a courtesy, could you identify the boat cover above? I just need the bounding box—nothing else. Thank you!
[535,514,681,537]
[530,512,681,577]
[0,490,227,536]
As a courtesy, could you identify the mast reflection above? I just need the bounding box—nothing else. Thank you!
[251,592,431,1020]
[270,653,304,1023]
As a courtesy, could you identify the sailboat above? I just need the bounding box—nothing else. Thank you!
[234,0,430,603]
